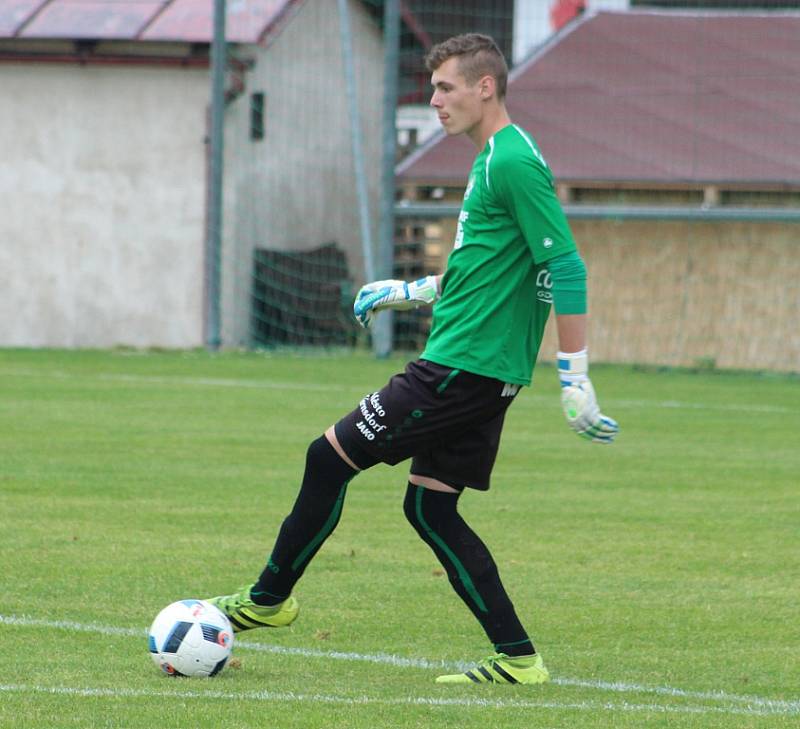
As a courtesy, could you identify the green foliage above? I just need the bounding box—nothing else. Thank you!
[0,350,798,728]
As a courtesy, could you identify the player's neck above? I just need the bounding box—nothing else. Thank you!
[468,104,512,150]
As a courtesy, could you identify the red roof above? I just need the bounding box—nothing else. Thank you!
[0,0,295,44]
[398,10,800,187]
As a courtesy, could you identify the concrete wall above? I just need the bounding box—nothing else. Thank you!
[221,0,384,346]
[0,0,383,350]
[0,63,208,348]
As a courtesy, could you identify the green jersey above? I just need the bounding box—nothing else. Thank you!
[422,124,577,386]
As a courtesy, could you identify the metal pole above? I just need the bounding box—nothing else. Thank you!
[337,0,375,284]
[372,0,400,359]
[205,0,226,350]
[394,201,800,223]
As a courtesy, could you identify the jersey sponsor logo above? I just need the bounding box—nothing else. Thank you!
[464,175,475,200]
[543,237,553,249]
[356,392,387,442]
[536,268,553,303]
[454,210,469,249]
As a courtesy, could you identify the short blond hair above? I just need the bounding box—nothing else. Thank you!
[424,33,508,99]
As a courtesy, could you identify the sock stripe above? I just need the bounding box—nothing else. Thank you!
[495,637,534,655]
[414,487,488,614]
[291,480,350,572]
[495,638,532,649]
[250,588,287,606]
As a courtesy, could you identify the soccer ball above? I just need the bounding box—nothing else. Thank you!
[148,599,234,677]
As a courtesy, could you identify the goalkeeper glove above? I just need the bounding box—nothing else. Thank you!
[353,275,439,328]
[557,349,619,443]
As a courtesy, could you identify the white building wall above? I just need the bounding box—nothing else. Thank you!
[0,63,208,348]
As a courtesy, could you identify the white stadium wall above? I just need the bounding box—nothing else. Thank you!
[0,63,208,348]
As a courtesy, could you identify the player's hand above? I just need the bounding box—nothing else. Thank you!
[353,275,439,328]
[557,350,619,443]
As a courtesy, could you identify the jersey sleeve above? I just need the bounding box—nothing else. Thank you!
[490,152,577,263]
[548,250,587,315]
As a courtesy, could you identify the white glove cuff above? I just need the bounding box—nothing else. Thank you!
[428,275,440,300]
[408,275,440,305]
[557,349,589,385]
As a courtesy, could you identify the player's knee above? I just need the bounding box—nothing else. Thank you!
[403,483,420,530]
[304,435,357,484]
[305,434,333,468]
[403,482,458,533]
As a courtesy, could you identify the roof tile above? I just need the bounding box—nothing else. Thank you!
[3,0,293,43]
[0,0,49,36]
[142,0,289,44]
[399,11,800,186]
[22,1,166,40]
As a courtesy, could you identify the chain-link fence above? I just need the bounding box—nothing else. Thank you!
[4,1,795,369]
[213,0,800,371]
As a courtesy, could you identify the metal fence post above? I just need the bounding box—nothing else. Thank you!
[372,0,401,359]
[205,0,226,350]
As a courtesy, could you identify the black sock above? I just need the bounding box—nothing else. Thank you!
[403,483,535,657]
[251,436,357,606]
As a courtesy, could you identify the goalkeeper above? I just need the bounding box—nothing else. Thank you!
[208,33,617,685]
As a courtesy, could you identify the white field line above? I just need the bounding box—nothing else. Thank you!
[1,368,793,415]
[1,614,797,715]
[0,682,794,718]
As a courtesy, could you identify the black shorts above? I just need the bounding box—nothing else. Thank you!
[333,359,520,491]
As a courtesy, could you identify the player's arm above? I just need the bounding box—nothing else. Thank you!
[549,251,619,443]
[490,151,617,440]
[353,275,442,328]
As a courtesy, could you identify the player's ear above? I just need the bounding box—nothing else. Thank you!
[478,74,496,100]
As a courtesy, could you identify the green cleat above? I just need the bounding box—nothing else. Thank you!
[208,584,299,633]
[435,652,549,685]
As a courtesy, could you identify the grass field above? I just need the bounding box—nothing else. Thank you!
[1,348,798,728]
